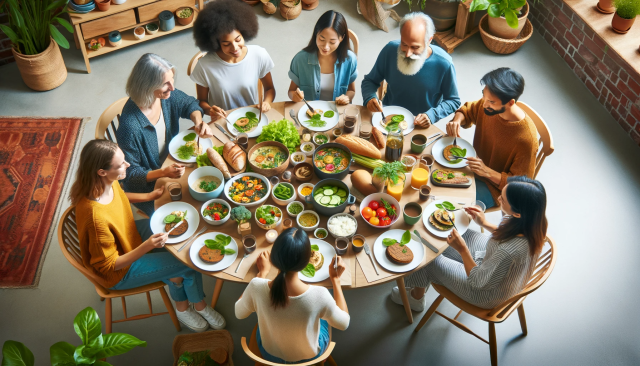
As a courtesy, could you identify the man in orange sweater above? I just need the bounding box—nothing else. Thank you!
[446,68,538,209]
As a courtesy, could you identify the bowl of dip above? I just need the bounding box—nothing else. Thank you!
[188,166,225,202]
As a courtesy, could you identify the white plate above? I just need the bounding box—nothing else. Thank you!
[168,130,214,163]
[371,106,415,136]
[189,232,239,272]
[226,107,268,138]
[297,101,340,132]
[150,202,200,244]
[298,239,336,283]
[372,229,425,273]
[422,200,470,238]
[431,136,477,169]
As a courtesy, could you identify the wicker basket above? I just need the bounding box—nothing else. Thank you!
[479,14,533,55]
[172,330,234,366]
[12,37,67,91]
[280,0,301,20]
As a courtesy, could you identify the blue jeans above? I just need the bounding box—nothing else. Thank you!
[109,220,206,303]
[257,319,330,364]
[475,179,496,210]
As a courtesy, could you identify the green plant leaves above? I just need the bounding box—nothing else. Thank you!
[53,17,73,34]
[0,25,19,46]
[512,0,526,8]
[49,342,75,366]
[49,24,69,49]
[435,201,456,211]
[310,244,319,251]
[73,307,103,351]
[504,8,519,28]
[487,3,502,17]
[1,341,34,366]
[73,345,96,365]
[470,0,490,11]
[46,0,70,13]
[401,230,411,246]
[382,238,397,247]
[93,333,146,359]
[301,263,316,278]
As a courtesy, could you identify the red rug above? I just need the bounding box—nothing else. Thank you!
[0,117,86,288]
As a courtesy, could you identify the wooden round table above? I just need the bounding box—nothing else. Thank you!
[154,102,476,323]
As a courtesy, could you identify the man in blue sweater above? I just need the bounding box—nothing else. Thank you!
[361,12,461,128]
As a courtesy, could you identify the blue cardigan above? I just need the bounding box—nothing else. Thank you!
[116,89,203,215]
[288,49,358,101]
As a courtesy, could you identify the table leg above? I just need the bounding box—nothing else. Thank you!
[210,279,224,309]
[396,277,413,323]
[74,24,91,74]
[73,29,80,50]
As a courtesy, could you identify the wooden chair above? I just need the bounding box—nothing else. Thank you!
[241,324,337,366]
[413,235,557,366]
[347,29,358,56]
[58,206,181,334]
[95,97,128,142]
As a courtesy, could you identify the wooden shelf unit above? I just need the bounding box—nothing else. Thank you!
[69,0,203,73]
[433,0,479,54]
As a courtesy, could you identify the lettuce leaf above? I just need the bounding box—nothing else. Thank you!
[256,119,301,153]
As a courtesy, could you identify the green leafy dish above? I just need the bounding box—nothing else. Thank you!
[256,205,281,226]
[233,111,260,133]
[256,119,301,153]
[304,113,327,128]
[204,234,236,255]
[273,183,294,200]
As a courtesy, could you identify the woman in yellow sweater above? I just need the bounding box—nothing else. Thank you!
[70,139,225,332]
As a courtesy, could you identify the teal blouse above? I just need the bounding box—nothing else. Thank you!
[288,49,358,101]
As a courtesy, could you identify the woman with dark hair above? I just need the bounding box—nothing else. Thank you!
[191,0,275,119]
[391,176,548,311]
[235,228,350,363]
[288,10,357,105]
[72,140,225,333]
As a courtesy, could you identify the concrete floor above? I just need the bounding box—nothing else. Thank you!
[2,1,640,365]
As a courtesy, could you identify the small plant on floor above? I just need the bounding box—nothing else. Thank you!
[469,0,529,28]
[613,0,640,19]
[1,307,146,366]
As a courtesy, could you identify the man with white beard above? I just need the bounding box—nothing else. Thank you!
[361,12,460,129]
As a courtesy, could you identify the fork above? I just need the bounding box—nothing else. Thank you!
[448,155,468,160]
[177,226,207,252]
[235,252,250,273]
[302,97,315,114]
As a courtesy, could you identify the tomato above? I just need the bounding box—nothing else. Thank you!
[369,216,380,226]
[259,218,266,224]
[369,201,380,210]
[362,207,373,219]
[376,207,387,218]
[214,213,221,221]
[380,216,391,226]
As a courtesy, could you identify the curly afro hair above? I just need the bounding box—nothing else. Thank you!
[193,0,259,53]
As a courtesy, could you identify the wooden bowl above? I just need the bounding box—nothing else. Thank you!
[294,162,314,182]
[247,141,290,177]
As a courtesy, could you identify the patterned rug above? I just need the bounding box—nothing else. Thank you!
[0,117,87,288]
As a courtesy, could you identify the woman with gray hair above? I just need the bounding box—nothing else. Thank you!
[116,53,212,216]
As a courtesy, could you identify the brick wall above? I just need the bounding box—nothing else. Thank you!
[528,0,640,146]
[0,12,14,66]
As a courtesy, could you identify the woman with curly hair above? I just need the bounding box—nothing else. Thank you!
[288,10,357,105]
[191,0,275,120]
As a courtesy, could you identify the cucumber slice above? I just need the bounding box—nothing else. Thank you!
[330,196,340,205]
[314,189,323,196]
[321,196,331,205]
[340,197,346,204]
[336,189,346,197]
[323,188,334,196]
[315,194,324,201]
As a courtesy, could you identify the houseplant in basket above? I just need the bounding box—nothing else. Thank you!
[280,0,302,20]
[611,0,640,33]
[0,0,73,91]
[470,0,530,39]
[405,0,461,32]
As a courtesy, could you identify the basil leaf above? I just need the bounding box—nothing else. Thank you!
[164,214,176,224]
[301,263,316,278]
[216,234,229,245]
[401,230,411,246]
[183,133,197,142]
[223,248,236,255]
[382,238,397,247]
[246,112,257,119]
[442,201,456,210]
[435,204,443,209]
[323,111,335,118]
[310,244,319,251]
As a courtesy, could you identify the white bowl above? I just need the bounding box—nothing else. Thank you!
[326,213,358,239]
[300,142,315,157]
[314,227,329,240]
[224,172,271,207]
[297,182,315,201]
[271,182,296,206]
[297,210,320,232]
[360,192,401,229]
[286,201,305,218]
[290,152,307,166]
[255,204,282,230]
[133,27,145,40]
[200,199,231,226]
[188,166,225,202]
[312,132,330,146]
[111,0,127,4]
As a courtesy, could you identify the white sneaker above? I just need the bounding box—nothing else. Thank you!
[391,286,426,312]
[196,306,226,330]
[176,306,208,332]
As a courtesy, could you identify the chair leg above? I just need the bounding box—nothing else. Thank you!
[100,297,105,301]
[211,279,224,309]
[105,298,112,334]
[517,304,528,336]
[415,294,444,332]
[489,322,497,366]
[159,287,182,331]
[396,277,413,323]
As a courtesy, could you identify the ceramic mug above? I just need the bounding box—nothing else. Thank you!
[403,202,423,225]
[411,134,428,154]
[159,10,175,31]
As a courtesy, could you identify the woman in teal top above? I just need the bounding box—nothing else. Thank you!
[288,10,357,105]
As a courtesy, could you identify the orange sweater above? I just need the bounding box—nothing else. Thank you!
[458,99,538,203]
[76,182,142,288]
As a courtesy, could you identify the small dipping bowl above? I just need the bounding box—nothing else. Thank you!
[335,237,349,255]
[351,234,366,253]
[419,185,432,201]
[332,128,343,140]
[314,228,328,240]
[312,132,330,146]
[403,202,423,225]
[300,142,315,157]
[283,218,294,229]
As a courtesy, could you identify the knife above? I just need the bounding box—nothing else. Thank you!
[289,109,302,128]
[215,123,236,142]
[166,219,186,236]
[258,83,263,124]
[427,132,442,139]
[412,230,439,253]
[425,135,443,148]
[363,243,379,275]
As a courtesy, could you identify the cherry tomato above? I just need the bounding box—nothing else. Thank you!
[259,218,266,224]
[369,216,380,226]
[369,201,379,210]
[380,216,391,226]
[362,207,373,219]
[214,213,221,221]
[376,207,387,218]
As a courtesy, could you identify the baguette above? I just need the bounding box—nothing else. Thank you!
[335,134,381,159]
[223,142,246,171]
[207,147,231,179]
[371,127,385,149]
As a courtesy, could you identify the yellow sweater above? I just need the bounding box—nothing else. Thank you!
[76,182,142,288]
[459,99,538,203]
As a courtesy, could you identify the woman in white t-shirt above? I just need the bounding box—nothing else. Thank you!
[235,228,350,363]
[191,0,275,120]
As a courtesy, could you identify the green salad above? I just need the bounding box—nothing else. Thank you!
[256,118,301,153]
[305,113,326,128]
[256,205,281,225]
[385,115,405,132]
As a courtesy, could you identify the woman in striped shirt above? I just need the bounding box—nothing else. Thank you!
[392,176,548,310]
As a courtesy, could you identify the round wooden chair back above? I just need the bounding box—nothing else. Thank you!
[348,29,359,56]
[516,101,554,179]
[95,97,128,142]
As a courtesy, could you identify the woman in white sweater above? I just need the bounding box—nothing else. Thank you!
[235,228,350,363]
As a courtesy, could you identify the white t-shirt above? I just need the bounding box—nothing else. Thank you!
[154,109,166,154]
[235,277,350,362]
[319,73,335,101]
[189,45,274,111]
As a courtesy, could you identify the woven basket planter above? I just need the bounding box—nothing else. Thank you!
[12,37,67,91]
[243,0,260,5]
[172,330,234,366]
[280,0,301,20]
[479,15,533,54]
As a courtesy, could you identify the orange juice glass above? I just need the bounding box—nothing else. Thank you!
[387,178,405,202]
[411,168,429,190]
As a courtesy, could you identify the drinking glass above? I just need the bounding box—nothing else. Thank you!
[472,200,487,212]
[283,218,293,229]
[269,176,280,187]
[418,153,434,172]
[335,237,348,255]
[237,133,249,150]
[401,155,417,173]
[242,234,257,254]
[344,105,358,134]
[167,182,182,201]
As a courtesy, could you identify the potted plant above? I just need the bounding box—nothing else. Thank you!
[0,0,73,91]
[175,6,195,26]
[597,0,616,13]
[470,0,529,39]
[612,0,640,33]
[406,0,461,32]
[372,161,406,193]
[280,0,302,20]
[230,206,252,236]
[302,0,320,10]
[1,307,146,366]
[96,0,110,11]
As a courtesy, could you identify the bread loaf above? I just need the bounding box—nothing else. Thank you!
[207,147,231,179]
[223,142,246,171]
[371,127,385,149]
[335,134,381,159]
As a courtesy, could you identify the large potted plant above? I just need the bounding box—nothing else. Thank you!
[611,0,640,33]
[470,0,529,39]
[0,0,73,91]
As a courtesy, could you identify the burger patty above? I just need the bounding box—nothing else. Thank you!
[443,144,462,162]
[198,246,224,264]
[386,242,414,264]
[165,220,188,237]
